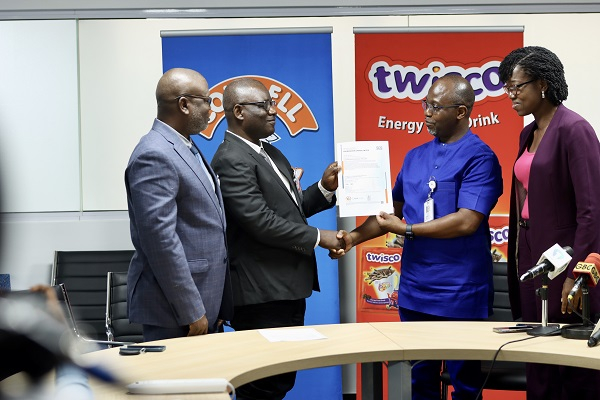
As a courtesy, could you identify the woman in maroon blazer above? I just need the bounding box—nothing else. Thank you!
[500,46,600,400]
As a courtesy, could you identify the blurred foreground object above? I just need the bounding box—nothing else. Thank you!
[0,287,112,399]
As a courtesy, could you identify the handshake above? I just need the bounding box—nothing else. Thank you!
[318,229,353,259]
[317,211,405,260]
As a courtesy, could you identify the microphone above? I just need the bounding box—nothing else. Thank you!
[568,253,600,302]
[520,244,573,282]
[588,318,600,347]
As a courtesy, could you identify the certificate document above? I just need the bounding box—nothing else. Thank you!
[336,141,393,217]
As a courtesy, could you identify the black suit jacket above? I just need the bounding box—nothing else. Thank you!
[211,132,335,306]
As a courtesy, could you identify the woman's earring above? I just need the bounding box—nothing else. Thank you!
[541,91,545,99]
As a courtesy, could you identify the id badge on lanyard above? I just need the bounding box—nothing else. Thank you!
[424,177,436,222]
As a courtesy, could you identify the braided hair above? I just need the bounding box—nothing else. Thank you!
[498,46,568,105]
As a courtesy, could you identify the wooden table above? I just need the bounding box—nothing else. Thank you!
[78,321,600,400]
[82,323,400,399]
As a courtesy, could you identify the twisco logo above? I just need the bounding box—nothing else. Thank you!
[200,75,319,142]
[490,226,509,245]
[365,252,401,264]
[367,59,504,102]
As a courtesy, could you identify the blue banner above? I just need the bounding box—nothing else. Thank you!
[162,30,341,400]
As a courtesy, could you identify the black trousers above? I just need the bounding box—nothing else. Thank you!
[231,299,306,400]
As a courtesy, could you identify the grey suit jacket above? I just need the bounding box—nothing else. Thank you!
[211,131,335,306]
[125,119,232,332]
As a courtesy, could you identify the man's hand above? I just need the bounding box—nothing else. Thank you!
[561,277,580,314]
[29,284,67,323]
[188,315,209,336]
[375,211,404,234]
[321,162,341,192]
[329,230,353,259]
[319,229,346,251]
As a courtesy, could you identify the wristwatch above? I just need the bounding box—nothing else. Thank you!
[405,224,414,240]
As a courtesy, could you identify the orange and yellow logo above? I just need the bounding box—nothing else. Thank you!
[200,75,318,141]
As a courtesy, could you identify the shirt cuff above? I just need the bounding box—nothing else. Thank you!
[318,180,335,203]
[315,229,320,249]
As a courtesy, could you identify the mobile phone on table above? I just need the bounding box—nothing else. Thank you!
[493,324,538,333]
[125,345,166,352]
[119,345,166,355]
[120,347,144,355]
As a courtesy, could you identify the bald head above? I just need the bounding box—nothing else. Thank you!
[424,75,475,143]
[155,68,211,138]
[222,78,267,113]
[432,74,475,115]
[222,78,276,144]
[156,68,207,108]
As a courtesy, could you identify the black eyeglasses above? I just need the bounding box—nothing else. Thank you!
[421,100,464,113]
[503,79,536,96]
[238,100,277,112]
[173,94,212,106]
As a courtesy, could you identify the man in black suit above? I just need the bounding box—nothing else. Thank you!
[211,77,345,400]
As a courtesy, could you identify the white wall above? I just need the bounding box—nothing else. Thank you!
[0,212,132,287]
[78,16,410,211]
[0,20,80,213]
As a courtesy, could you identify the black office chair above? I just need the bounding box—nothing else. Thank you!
[106,271,143,344]
[440,261,526,399]
[50,250,135,341]
[56,282,134,347]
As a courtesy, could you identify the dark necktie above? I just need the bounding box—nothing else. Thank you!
[259,147,302,204]
[190,143,216,192]
[259,148,270,164]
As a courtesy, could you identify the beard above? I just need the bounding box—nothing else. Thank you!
[189,109,209,134]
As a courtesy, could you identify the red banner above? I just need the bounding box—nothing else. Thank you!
[354,29,523,400]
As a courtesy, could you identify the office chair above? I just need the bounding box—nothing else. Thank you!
[56,282,134,348]
[50,250,135,341]
[440,261,526,399]
[106,271,143,344]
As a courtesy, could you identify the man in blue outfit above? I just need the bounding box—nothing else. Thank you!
[337,74,503,400]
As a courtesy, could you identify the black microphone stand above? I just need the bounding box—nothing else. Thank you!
[561,279,595,339]
[528,273,561,336]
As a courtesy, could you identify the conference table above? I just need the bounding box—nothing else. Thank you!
[80,321,600,399]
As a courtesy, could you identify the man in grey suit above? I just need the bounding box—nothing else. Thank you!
[211,78,346,400]
[125,68,232,341]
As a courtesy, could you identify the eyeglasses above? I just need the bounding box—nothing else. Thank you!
[421,100,464,113]
[238,100,277,112]
[502,79,536,96]
[173,94,212,106]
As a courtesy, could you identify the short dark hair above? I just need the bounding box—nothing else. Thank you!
[434,74,475,116]
[498,46,568,105]
[222,77,263,112]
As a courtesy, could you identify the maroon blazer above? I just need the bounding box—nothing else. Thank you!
[507,104,600,321]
